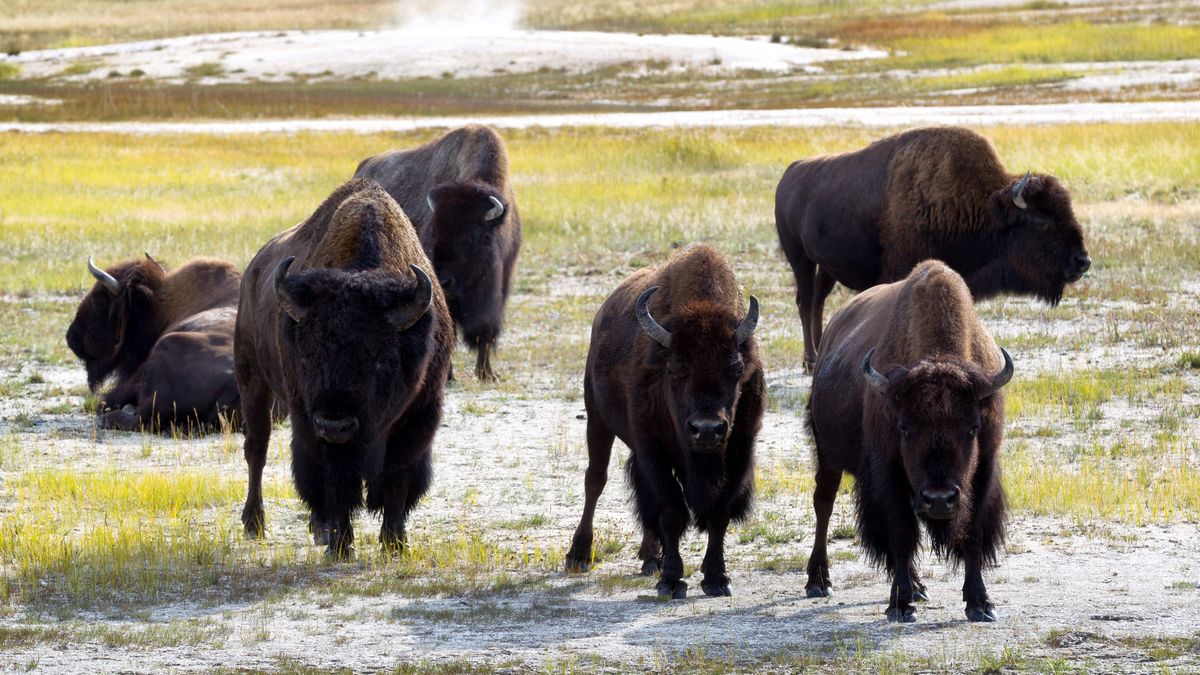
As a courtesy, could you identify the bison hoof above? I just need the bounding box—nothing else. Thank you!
[241,510,265,539]
[701,580,732,598]
[966,603,997,622]
[312,529,330,546]
[805,584,832,598]
[564,556,592,573]
[913,587,929,602]
[640,559,662,577]
[656,579,687,599]
[886,605,916,623]
[803,359,816,375]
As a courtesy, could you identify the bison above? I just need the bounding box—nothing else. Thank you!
[775,126,1091,371]
[65,253,242,434]
[354,124,521,381]
[565,244,764,599]
[805,260,1012,623]
[235,178,454,558]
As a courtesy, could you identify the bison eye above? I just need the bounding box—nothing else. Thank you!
[968,424,980,437]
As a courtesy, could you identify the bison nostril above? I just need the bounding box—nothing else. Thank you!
[920,487,959,509]
[314,413,358,439]
[688,419,727,443]
[1076,255,1092,274]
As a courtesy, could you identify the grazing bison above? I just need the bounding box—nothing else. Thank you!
[565,244,764,599]
[805,260,1012,623]
[65,253,241,433]
[354,124,521,381]
[235,178,454,558]
[775,126,1091,371]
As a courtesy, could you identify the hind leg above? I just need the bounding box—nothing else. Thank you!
[238,371,274,538]
[789,254,820,373]
[637,530,662,576]
[806,465,842,597]
[809,267,837,362]
[565,393,615,572]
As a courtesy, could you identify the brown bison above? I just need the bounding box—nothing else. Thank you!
[565,244,763,599]
[806,260,1012,623]
[775,126,1090,371]
[354,124,521,381]
[235,178,454,558]
[65,253,241,433]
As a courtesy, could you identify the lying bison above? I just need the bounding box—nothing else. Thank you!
[65,253,241,433]
[806,260,1011,622]
[354,124,521,381]
[565,244,763,599]
[775,126,1091,371]
[235,179,454,557]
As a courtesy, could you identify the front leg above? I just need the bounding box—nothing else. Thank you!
[636,530,662,576]
[886,529,919,623]
[963,557,996,622]
[700,509,732,597]
[629,450,689,599]
[474,339,497,382]
[656,508,688,599]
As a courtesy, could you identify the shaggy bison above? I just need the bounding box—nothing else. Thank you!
[235,179,454,558]
[775,126,1091,371]
[354,124,521,381]
[806,260,1012,623]
[65,253,241,433]
[565,244,764,599]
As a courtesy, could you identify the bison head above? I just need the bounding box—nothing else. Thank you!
[274,257,434,446]
[863,348,1012,521]
[637,287,759,455]
[425,181,507,306]
[66,254,166,391]
[991,172,1091,305]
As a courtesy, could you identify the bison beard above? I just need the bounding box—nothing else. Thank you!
[65,253,242,434]
[235,179,454,559]
[774,126,1090,371]
[564,244,764,600]
[805,260,1011,623]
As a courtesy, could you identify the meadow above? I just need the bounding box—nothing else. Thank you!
[0,120,1198,671]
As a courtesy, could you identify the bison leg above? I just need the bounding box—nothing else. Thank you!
[474,339,497,382]
[654,507,688,600]
[789,254,820,373]
[886,533,919,623]
[805,466,842,598]
[963,557,997,622]
[700,510,732,597]
[636,530,662,576]
[910,563,929,602]
[379,451,434,555]
[565,403,615,573]
[635,455,688,599]
[97,404,143,432]
[238,376,274,539]
[809,267,837,361]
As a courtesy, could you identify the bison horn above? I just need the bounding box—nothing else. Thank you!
[736,295,759,346]
[1012,171,1032,210]
[87,256,120,295]
[977,347,1014,401]
[273,256,307,323]
[862,349,891,394]
[144,251,166,273]
[484,195,505,222]
[426,192,436,213]
[636,286,672,349]
[387,265,434,331]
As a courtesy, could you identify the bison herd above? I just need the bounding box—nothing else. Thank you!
[67,125,1089,623]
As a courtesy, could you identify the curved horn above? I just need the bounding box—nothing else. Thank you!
[635,286,671,349]
[862,349,890,394]
[977,347,1014,401]
[735,295,759,346]
[1012,171,1032,210]
[144,251,166,274]
[87,256,120,295]
[484,195,505,222]
[273,256,306,323]
[426,191,436,213]
[388,265,434,331]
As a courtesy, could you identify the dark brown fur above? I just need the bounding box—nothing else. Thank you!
[65,256,241,433]
[235,178,454,557]
[354,125,521,381]
[775,126,1090,370]
[565,244,765,599]
[805,260,1009,622]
